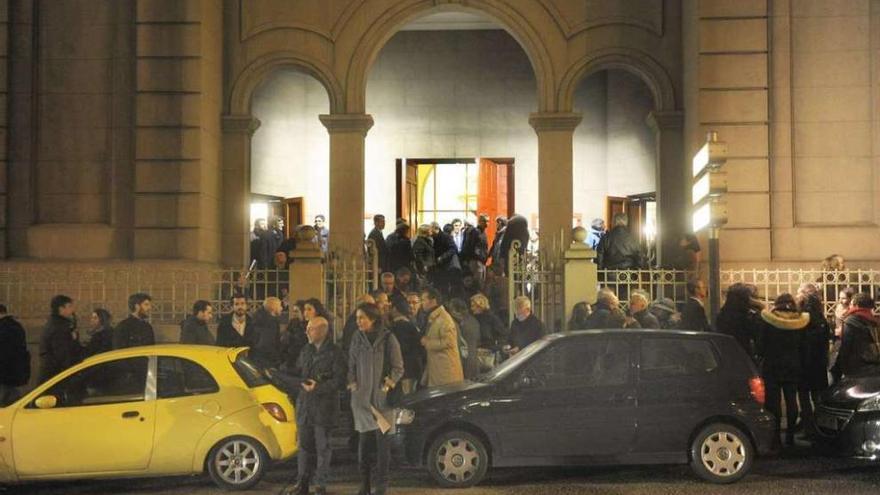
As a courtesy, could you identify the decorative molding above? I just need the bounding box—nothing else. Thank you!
[646,111,683,132]
[239,0,361,42]
[319,114,375,136]
[528,112,583,132]
[221,115,261,135]
[536,0,664,39]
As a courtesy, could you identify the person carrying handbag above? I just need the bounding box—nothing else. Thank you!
[834,293,880,379]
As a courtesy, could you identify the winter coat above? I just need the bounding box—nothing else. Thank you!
[282,320,309,373]
[586,227,604,250]
[348,327,404,432]
[38,315,81,383]
[216,314,256,348]
[680,298,711,332]
[422,306,464,387]
[296,341,347,427]
[475,310,507,349]
[386,232,414,275]
[835,310,880,378]
[0,315,29,387]
[632,309,661,330]
[83,327,113,358]
[250,308,282,369]
[368,228,389,273]
[455,313,482,379]
[508,313,546,351]
[460,226,488,264]
[250,229,273,269]
[757,309,809,383]
[390,317,425,381]
[113,315,155,350]
[179,315,215,345]
[800,308,832,390]
[412,235,435,276]
[433,232,461,272]
[716,307,761,360]
[497,215,529,271]
[596,225,645,270]
[584,303,615,329]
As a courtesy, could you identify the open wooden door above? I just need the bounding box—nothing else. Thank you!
[478,158,514,248]
[396,159,418,227]
[282,197,305,236]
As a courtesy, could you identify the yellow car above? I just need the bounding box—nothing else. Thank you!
[0,345,297,490]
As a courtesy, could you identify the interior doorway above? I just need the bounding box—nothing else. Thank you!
[606,193,657,265]
[396,158,514,247]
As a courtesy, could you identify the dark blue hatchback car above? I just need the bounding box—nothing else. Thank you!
[390,330,776,487]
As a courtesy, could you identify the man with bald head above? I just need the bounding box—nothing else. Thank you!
[291,315,347,495]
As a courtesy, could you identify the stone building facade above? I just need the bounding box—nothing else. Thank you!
[0,0,878,268]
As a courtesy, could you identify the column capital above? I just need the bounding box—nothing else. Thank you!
[222,115,261,135]
[319,113,374,136]
[645,110,683,132]
[528,112,582,132]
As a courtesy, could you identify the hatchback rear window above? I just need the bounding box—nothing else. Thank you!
[232,352,269,388]
[640,338,719,380]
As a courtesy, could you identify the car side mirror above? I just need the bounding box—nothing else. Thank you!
[35,395,58,409]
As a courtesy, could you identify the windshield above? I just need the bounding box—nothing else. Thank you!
[476,339,550,383]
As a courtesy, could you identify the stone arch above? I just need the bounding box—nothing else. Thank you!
[228,52,344,115]
[343,0,556,113]
[558,47,677,113]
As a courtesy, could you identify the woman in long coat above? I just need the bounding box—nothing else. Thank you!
[348,302,404,495]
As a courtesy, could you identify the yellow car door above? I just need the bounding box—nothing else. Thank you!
[148,356,251,473]
[12,356,157,477]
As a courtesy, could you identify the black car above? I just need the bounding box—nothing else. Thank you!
[815,373,880,458]
[390,330,776,487]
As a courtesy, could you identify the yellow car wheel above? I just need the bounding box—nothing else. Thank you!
[207,435,269,490]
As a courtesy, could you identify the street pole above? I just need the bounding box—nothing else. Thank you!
[708,227,721,326]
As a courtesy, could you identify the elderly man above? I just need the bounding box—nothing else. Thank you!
[585,288,620,329]
[628,291,660,329]
[507,296,546,355]
[419,288,464,386]
[291,316,346,495]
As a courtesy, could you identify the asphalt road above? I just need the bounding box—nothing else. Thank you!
[4,445,880,495]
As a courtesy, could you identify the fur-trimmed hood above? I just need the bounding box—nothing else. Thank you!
[761,309,809,330]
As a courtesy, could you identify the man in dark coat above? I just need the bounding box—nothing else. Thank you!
[596,212,646,270]
[386,222,414,275]
[179,300,215,345]
[488,216,507,267]
[431,222,461,297]
[250,297,284,369]
[290,316,346,495]
[460,216,489,286]
[368,214,389,273]
[39,295,81,384]
[497,214,529,273]
[250,218,272,269]
[585,289,620,329]
[507,296,546,355]
[216,294,256,347]
[680,279,711,332]
[268,216,285,257]
[0,304,29,405]
[835,293,880,378]
[629,291,661,329]
[113,293,155,349]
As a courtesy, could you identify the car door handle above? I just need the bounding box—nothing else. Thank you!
[121,411,140,419]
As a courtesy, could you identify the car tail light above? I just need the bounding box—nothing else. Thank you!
[749,376,765,406]
[262,402,288,422]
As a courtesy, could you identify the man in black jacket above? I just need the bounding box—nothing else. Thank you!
[39,295,81,384]
[460,215,489,286]
[680,279,711,332]
[179,300,215,345]
[217,294,255,347]
[596,213,646,270]
[368,214,389,273]
[507,296,546,355]
[113,293,155,349]
[585,288,621,329]
[250,297,284,369]
[0,304,29,405]
[288,316,346,495]
[386,222,414,275]
[629,291,661,329]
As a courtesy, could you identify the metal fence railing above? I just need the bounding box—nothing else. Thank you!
[0,266,289,324]
[508,233,565,332]
[598,269,693,311]
[721,269,880,317]
[323,241,379,342]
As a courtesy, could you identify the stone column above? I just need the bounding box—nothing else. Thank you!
[564,241,598,324]
[319,114,374,252]
[221,115,260,268]
[529,112,582,244]
[646,111,686,266]
[289,230,325,305]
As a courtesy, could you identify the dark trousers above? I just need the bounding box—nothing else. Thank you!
[358,430,391,495]
[297,424,332,487]
[765,380,799,437]
[797,386,823,433]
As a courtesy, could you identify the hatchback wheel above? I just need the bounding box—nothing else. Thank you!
[427,430,489,488]
[689,423,753,483]
[207,436,268,490]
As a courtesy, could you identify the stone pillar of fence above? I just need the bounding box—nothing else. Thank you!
[564,240,598,325]
[289,227,325,305]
